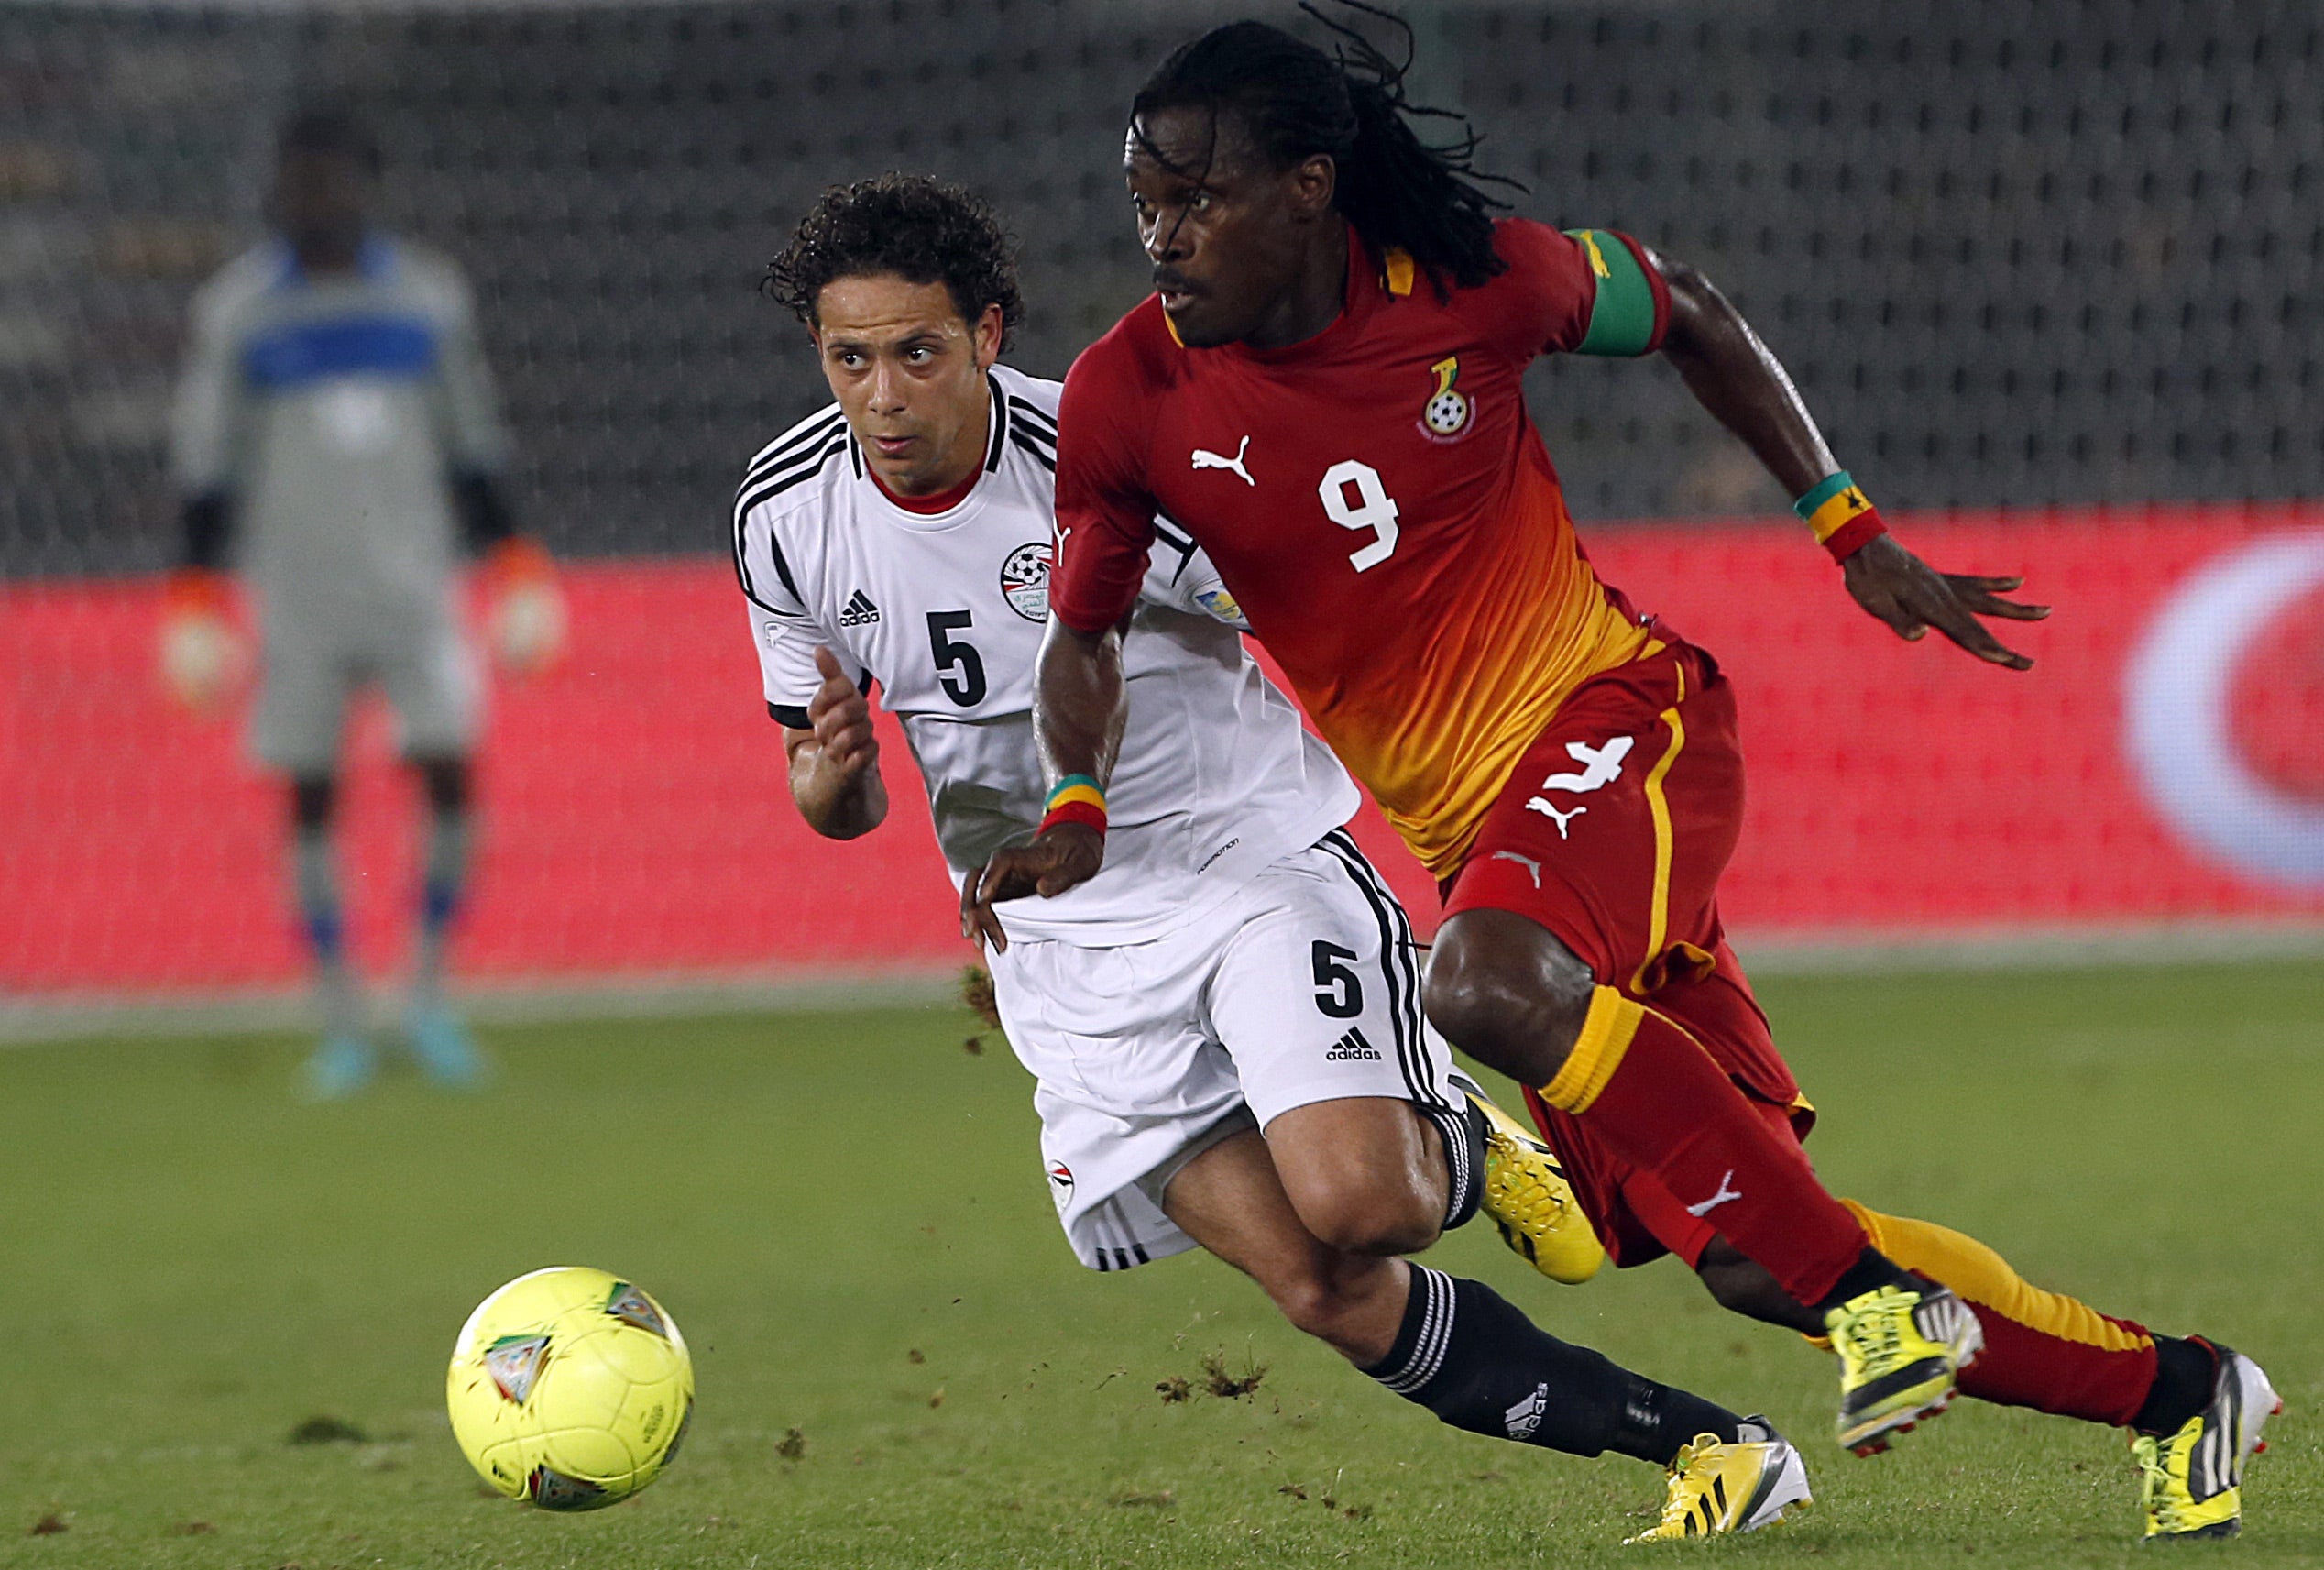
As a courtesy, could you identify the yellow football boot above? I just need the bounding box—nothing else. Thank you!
[1468,1090,1604,1284]
[1824,1280,1983,1455]
[2132,1344,2280,1543]
[1624,1420,1812,1543]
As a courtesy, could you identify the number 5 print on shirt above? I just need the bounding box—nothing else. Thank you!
[926,609,988,706]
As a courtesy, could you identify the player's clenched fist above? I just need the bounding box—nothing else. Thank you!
[806,644,878,777]
[781,645,890,841]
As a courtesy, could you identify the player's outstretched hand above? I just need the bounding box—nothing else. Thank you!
[960,824,1104,954]
[1841,533,2049,670]
[806,645,878,780]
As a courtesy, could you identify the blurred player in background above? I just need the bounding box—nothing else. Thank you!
[737,175,1814,1543]
[164,106,565,1098]
[1001,9,2276,1541]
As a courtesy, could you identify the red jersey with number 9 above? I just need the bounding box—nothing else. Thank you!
[1050,217,1672,878]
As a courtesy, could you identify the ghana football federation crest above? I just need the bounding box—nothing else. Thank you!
[1000,541,1052,621]
[1420,355,1474,441]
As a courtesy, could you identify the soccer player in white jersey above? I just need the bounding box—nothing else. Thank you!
[165,107,565,1097]
[729,176,1813,1541]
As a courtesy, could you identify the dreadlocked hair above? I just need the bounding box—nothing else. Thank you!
[763,174,1024,348]
[1130,1,1521,294]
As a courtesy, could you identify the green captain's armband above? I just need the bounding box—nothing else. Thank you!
[1565,229,1664,357]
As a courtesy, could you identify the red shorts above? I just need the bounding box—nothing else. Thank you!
[1443,634,1814,1268]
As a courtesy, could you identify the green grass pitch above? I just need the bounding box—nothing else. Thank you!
[5,959,2319,1568]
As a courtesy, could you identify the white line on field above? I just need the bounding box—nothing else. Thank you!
[5,919,2321,1044]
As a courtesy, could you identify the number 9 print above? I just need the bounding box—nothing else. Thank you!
[1319,460,1401,573]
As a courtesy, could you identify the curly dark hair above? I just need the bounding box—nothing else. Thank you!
[763,174,1024,346]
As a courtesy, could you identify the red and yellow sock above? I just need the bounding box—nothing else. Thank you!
[1540,987,1870,1306]
[1840,1202,2160,1427]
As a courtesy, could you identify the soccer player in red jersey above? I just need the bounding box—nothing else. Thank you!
[965,10,2278,1536]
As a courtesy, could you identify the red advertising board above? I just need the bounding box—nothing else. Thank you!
[4,507,2319,997]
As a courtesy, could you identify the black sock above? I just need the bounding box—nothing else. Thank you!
[1609,1378,1761,1466]
[1811,1246,1920,1318]
[2132,1336,2219,1435]
[1415,1100,1485,1231]
[1360,1265,1742,1465]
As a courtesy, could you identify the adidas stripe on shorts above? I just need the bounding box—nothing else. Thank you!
[983,829,1463,1272]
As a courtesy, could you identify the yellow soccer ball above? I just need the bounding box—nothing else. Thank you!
[446,1267,694,1510]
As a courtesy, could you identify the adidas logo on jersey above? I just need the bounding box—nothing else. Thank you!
[837,590,881,627]
[1325,1027,1382,1062]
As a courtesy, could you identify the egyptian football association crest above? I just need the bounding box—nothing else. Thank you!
[1420,356,1473,440]
[1000,541,1052,621]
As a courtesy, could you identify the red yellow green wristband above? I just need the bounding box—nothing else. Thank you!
[1794,471,1889,563]
[1037,774,1107,839]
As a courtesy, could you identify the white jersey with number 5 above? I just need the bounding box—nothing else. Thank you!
[731,364,1359,945]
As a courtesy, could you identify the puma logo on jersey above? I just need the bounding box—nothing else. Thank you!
[1522,800,1586,838]
[1190,435,1255,486]
[837,590,881,627]
[1540,735,1633,794]
[1492,850,1544,887]
[1684,1170,1742,1217]
[1325,1027,1382,1061]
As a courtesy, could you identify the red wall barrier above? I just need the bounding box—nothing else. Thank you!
[4,508,2319,996]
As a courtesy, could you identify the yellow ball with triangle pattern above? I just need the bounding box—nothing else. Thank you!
[446,1267,695,1510]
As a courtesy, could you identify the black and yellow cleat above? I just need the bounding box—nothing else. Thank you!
[1468,1090,1605,1285]
[1825,1280,1983,1455]
[1624,1419,1813,1543]
[2132,1343,2280,1543]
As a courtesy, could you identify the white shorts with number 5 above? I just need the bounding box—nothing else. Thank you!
[984,829,1463,1272]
